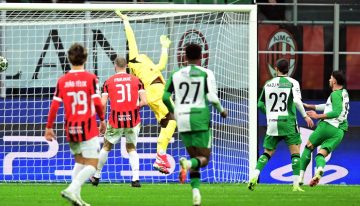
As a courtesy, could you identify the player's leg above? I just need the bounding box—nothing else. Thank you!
[185,146,211,206]
[310,125,344,187]
[179,130,212,206]
[91,125,121,186]
[90,139,113,186]
[309,150,328,187]
[299,143,314,185]
[299,122,324,185]
[148,88,176,173]
[248,135,278,191]
[288,145,303,191]
[285,133,304,191]
[156,112,176,162]
[178,130,211,181]
[61,142,83,206]
[180,146,211,182]
[154,85,177,158]
[64,138,100,206]
[125,124,141,187]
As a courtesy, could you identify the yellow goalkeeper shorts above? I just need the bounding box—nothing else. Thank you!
[146,83,169,122]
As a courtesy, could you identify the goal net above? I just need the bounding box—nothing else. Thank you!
[0,3,257,183]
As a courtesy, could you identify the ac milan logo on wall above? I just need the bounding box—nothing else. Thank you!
[177,29,209,68]
[266,29,298,77]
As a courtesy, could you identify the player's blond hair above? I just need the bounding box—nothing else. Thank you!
[115,56,127,68]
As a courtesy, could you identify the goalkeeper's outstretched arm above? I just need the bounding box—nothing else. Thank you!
[155,35,171,72]
[115,11,139,60]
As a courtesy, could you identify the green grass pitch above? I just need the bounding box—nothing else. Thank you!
[1,183,360,206]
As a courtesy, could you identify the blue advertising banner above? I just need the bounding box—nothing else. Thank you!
[258,101,360,184]
[0,98,244,183]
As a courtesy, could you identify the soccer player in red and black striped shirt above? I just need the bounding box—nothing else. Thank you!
[90,56,146,188]
[44,43,105,206]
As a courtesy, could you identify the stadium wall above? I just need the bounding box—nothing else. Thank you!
[258,23,360,184]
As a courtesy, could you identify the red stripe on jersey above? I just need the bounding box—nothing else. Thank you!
[57,70,100,142]
[103,72,143,128]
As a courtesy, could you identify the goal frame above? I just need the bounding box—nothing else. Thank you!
[0,2,257,181]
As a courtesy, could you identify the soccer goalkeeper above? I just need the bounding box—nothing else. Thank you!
[116,11,176,174]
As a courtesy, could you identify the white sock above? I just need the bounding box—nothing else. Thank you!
[186,160,192,169]
[129,150,139,181]
[94,149,109,178]
[67,165,96,196]
[158,149,166,155]
[192,188,200,196]
[293,175,299,186]
[253,169,260,178]
[72,163,85,180]
[299,170,304,180]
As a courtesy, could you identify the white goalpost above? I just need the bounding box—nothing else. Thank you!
[0,3,257,183]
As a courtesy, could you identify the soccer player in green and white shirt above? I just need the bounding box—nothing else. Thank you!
[162,43,227,206]
[248,58,314,192]
[300,71,349,187]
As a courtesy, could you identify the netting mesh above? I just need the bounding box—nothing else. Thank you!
[0,9,252,183]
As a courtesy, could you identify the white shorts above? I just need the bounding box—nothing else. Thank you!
[105,123,140,145]
[69,137,100,159]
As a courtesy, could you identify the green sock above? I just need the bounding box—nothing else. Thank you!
[291,154,300,175]
[255,154,269,171]
[300,147,312,171]
[190,158,200,169]
[190,178,200,189]
[315,154,326,169]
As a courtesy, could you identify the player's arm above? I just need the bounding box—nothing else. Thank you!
[292,80,314,127]
[115,11,139,60]
[154,35,171,72]
[315,104,326,111]
[205,70,227,118]
[309,93,343,120]
[162,74,175,113]
[101,81,109,115]
[257,87,266,114]
[303,103,325,111]
[45,82,62,141]
[91,77,106,134]
[291,81,308,118]
[139,90,147,107]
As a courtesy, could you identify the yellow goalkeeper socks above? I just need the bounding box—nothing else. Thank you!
[157,120,176,153]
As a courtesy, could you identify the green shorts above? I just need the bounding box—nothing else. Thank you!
[180,130,212,148]
[309,121,344,153]
[263,133,301,150]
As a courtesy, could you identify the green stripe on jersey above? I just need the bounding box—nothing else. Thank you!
[171,65,211,132]
[264,77,299,136]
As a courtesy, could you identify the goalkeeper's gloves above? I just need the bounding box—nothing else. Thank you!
[115,10,128,21]
[160,35,171,49]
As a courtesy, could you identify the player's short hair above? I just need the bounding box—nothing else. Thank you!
[115,56,127,68]
[68,43,87,66]
[332,70,346,86]
[185,43,202,61]
[276,58,289,74]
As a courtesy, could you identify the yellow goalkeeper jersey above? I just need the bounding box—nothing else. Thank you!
[128,54,167,88]
[124,21,168,89]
